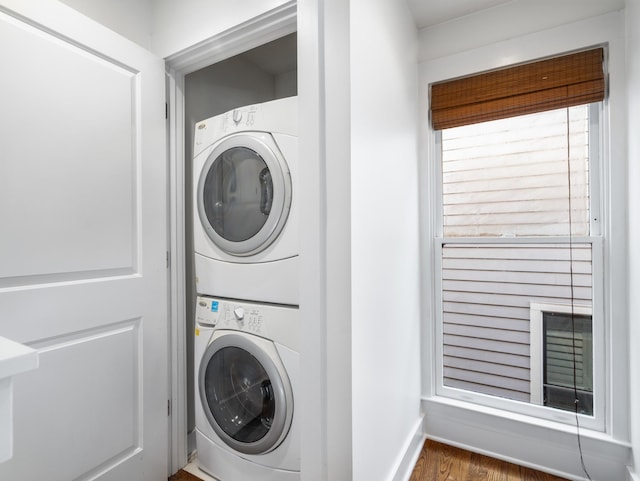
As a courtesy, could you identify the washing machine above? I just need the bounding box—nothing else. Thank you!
[194,295,299,481]
[193,97,298,305]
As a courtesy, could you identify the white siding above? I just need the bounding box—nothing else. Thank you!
[545,318,592,389]
[442,106,590,238]
[442,243,592,402]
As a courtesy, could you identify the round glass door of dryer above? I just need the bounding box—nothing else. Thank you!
[199,332,293,455]
[197,133,292,256]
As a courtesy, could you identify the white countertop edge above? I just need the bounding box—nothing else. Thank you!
[0,337,39,379]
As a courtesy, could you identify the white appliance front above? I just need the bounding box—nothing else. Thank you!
[194,296,299,481]
[193,97,298,305]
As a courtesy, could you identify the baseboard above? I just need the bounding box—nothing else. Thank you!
[187,429,196,461]
[391,416,426,481]
[423,397,630,481]
[628,466,640,481]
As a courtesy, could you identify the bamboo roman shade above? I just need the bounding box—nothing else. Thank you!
[430,48,605,130]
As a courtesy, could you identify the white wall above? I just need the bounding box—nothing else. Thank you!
[298,0,353,479]
[418,0,625,62]
[57,0,153,50]
[626,1,640,479]
[151,0,291,58]
[276,70,298,98]
[57,0,295,60]
[350,1,422,480]
[419,7,631,481]
[298,0,422,479]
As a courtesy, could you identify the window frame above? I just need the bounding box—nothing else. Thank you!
[419,16,631,477]
[529,302,594,408]
[432,102,606,431]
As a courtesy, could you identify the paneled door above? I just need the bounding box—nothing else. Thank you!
[0,1,168,480]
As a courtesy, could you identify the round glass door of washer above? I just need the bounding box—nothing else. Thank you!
[199,332,293,455]
[197,133,292,256]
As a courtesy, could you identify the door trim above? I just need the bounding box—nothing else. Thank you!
[164,2,297,473]
[165,2,297,74]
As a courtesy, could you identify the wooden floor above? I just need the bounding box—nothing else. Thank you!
[409,440,570,481]
[168,469,203,481]
[169,439,570,481]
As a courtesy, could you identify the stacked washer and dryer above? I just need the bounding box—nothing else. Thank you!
[192,97,300,481]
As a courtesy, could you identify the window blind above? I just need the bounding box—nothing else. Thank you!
[430,48,605,130]
[544,313,593,391]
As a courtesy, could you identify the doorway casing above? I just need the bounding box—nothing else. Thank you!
[163,2,297,473]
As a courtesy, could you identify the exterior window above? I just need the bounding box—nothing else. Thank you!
[530,303,593,415]
[435,104,603,428]
[544,311,593,414]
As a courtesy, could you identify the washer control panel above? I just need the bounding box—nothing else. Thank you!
[196,296,264,335]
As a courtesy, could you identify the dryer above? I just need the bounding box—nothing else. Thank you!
[193,97,298,305]
[194,296,299,481]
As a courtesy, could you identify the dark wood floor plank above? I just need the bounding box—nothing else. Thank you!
[174,439,571,481]
[440,443,471,481]
[409,440,571,481]
[168,469,203,481]
[409,440,435,481]
[470,450,497,481]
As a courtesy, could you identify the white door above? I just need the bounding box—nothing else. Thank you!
[0,2,168,480]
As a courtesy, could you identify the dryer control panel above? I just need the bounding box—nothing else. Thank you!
[192,96,298,159]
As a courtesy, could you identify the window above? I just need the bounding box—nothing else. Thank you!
[430,48,605,429]
[530,303,593,415]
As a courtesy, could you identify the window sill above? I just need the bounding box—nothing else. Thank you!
[422,396,631,480]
